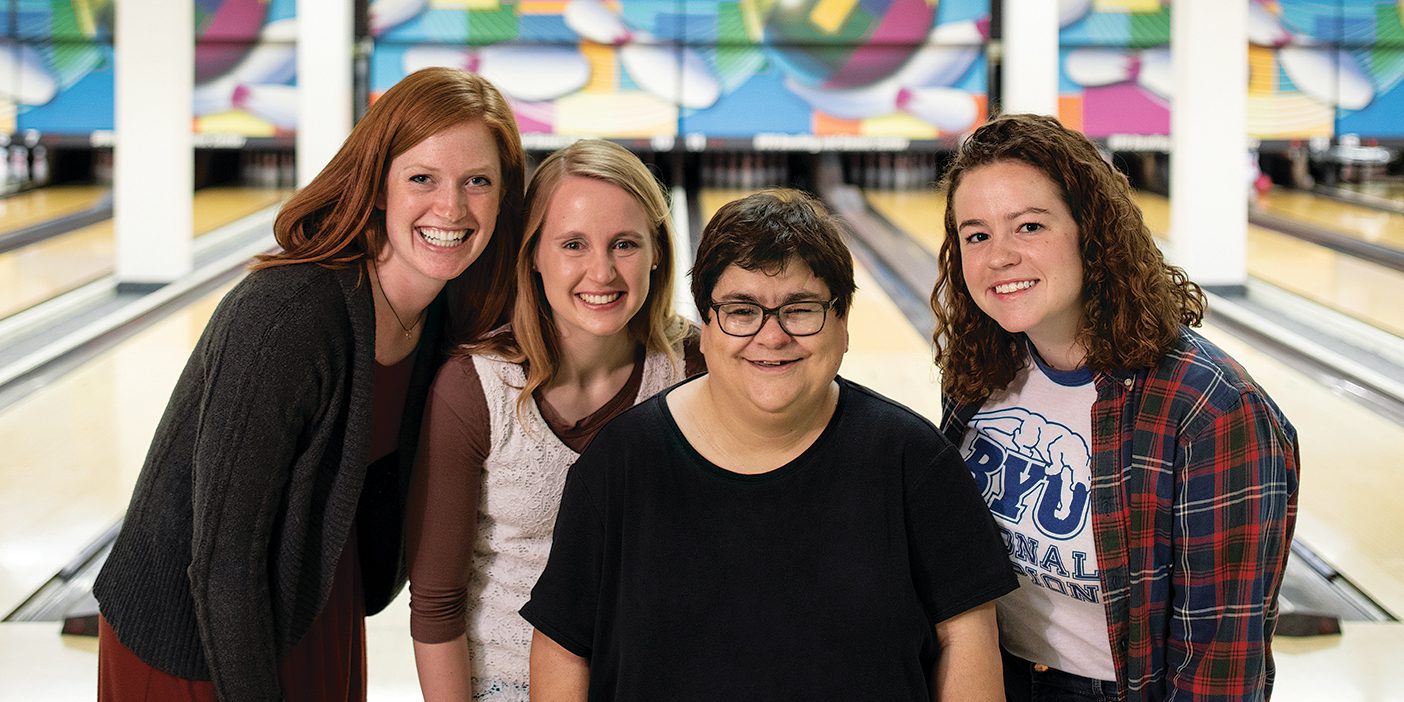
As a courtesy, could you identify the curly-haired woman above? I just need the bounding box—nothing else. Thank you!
[931,113,1299,702]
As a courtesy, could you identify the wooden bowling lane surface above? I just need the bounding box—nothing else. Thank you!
[0,186,109,236]
[1257,187,1404,251]
[1134,191,1404,338]
[864,189,947,255]
[865,186,1404,617]
[0,186,292,320]
[1331,180,1404,208]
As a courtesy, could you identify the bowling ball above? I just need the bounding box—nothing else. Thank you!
[739,0,937,89]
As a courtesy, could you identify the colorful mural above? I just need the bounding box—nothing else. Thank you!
[2,0,113,134]
[1059,0,1404,141]
[370,0,992,141]
[4,0,296,137]
[6,0,1402,143]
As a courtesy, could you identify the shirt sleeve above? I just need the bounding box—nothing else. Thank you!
[406,355,492,644]
[518,446,608,658]
[905,443,1019,624]
[1166,388,1299,699]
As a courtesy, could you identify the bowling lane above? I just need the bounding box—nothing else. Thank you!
[1330,180,1404,208]
[0,186,292,320]
[1135,191,1404,338]
[0,186,109,236]
[1257,188,1404,251]
[866,187,1404,618]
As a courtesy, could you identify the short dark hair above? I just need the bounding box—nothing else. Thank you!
[691,188,856,321]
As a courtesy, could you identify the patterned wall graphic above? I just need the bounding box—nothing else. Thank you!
[369,0,992,141]
[2,0,114,134]
[7,1,1402,143]
[1058,0,1404,141]
[6,0,297,137]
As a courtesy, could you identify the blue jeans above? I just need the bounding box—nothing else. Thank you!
[1003,649,1120,702]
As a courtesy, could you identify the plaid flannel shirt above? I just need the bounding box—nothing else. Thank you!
[941,327,1300,701]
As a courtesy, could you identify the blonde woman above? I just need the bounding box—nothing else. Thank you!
[406,139,702,700]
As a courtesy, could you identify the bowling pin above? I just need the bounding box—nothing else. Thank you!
[1135,48,1172,102]
[279,153,295,188]
[1247,2,1292,48]
[564,0,632,45]
[1279,46,1375,110]
[370,0,427,37]
[402,45,590,102]
[0,42,57,106]
[895,43,981,90]
[786,77,898,120]
[233,83,297,131]
[30,143,48,185]
[233,18,298,84]
[1064,48,1171,101]
[1058,0,1095,28]
[193,19,297,116]
[9,143,29,185]
[888,19,986,89]
[897,86,978,133]
[194,82,238,116]
[1064,48,1139,88]
[620,36,720,109]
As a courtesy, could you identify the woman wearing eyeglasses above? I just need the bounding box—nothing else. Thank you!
[523,189,1016,701]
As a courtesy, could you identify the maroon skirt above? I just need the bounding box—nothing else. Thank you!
[98,530,366,701]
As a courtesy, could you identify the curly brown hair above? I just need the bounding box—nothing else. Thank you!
[931,113,1205,404]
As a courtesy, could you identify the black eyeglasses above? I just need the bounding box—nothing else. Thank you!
[708,299,837,337]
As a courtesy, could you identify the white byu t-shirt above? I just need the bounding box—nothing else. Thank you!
[957,351,1116,681]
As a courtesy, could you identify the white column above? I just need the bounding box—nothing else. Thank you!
[296,0,354,187]
[1169,1,1248,288]
[115,0,193,286]
[1001,0,1060,116]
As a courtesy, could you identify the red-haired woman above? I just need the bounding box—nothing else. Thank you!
[932,113,1299,702]
[405,139,701,700]
[93,68,525,701]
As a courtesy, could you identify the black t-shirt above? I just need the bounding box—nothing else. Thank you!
[520,376,1016,701]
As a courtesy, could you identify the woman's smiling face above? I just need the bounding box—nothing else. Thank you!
[953,159,1085,360]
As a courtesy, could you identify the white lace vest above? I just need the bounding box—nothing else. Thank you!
[467,345,683,698]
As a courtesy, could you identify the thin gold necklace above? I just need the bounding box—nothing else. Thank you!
[369,259,422,339]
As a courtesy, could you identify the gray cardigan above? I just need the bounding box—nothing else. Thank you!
[94,261,444,701]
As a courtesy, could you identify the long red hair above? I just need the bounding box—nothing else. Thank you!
[255,68,526,347]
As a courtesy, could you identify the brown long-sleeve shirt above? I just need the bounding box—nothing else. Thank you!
[406,340,703,643]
